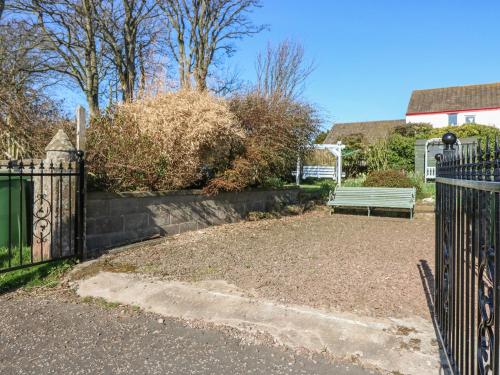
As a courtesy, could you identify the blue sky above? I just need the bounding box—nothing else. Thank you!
[59,1,500,130]
[231,0,500,129]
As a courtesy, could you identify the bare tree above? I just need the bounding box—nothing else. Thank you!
[93,0,159,102]
[0,21,48,92]
[16,0,102,117]
[256,39,315,100]
[0,20,68,158]
[0,0,5,20]
[157,0,264,91]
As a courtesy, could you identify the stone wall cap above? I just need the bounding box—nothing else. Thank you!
[88,187,300,200]
[45,129,76,152]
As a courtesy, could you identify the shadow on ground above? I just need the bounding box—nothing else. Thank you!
[330,207,413,219]
[418,259,452,375]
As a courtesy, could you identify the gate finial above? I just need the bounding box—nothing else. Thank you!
[442,132,457,150]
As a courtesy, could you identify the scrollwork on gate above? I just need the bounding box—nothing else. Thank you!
[478,244,495,375]
[33,192,52,244]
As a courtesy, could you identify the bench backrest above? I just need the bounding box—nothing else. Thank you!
[330,187,416,208]
[292,165,336,179]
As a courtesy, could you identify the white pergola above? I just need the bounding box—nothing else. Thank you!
[295,142,346,186]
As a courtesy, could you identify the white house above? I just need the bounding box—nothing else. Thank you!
[406,82,500,128]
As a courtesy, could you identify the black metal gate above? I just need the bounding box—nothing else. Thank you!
[0,151,85,273]
[436,132,500,374]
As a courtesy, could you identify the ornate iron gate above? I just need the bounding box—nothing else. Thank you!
[435,132,500,374]
[0,151,85,273]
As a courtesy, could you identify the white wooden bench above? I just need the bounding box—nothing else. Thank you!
[292,165,336,180]
[327,187,416,219]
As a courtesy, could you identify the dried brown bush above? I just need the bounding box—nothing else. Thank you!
[86,90,244,192]
[0,88,73,159]
[205,93,320,194]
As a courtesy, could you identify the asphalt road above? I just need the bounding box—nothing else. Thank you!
[0,295,375,375]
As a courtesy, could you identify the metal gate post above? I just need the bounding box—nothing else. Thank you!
[75,150,85,260]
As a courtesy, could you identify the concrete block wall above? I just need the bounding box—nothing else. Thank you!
[86,188,300,256]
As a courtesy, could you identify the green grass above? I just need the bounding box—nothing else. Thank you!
[420,182,436,200]
[0,246,75,293]
[81,296,121,309]
[287,176,367,193]
[0,246,32,270]
[294,184,322,192]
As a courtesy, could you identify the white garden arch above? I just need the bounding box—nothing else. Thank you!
[295,142,346,186]
[424,137,462,182]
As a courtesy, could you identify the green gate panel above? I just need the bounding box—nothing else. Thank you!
[0,176,31,249]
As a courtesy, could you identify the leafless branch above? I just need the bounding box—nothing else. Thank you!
[14,0,102,117]
[256,39,316,100]
[157,0,265,91]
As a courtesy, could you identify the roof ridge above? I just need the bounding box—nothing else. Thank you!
[412,82,500,93]
[334,119,405,125]
[408,82,500,114]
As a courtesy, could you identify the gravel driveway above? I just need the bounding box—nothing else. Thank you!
[0,292,373,375]
[87,209,435,319]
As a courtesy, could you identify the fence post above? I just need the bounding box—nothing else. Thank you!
[295,156,301,186]
[33,130,76,260]
[76,106,87,151]
[75,150,85,260]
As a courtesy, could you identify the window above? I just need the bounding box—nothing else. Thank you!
[465,115,476,124]
[448,113,458,126]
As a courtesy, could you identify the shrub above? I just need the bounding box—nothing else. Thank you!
[342,175,366,187]
[319,179,337,198]
[204,93,320,194]
[406,171,431,199]
[86,90,244,192]
[363,169,415,190]
[262,176,286,189]
[386,133,415,171]
[366,140,389,171]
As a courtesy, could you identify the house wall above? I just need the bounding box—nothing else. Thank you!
[85,188,301,257]
[406,108,500,128]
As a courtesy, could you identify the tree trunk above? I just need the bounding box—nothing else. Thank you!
[122,0,136,101]
[83,0,99,117]
[138,46,146,92]
[194,69,207,91]
[86,90,99,118]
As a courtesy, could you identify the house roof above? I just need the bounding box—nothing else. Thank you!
[407,82,500,115]
[324,119,406,145]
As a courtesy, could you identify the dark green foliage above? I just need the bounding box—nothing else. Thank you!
[262,176,285,189]
[386,133,415,171]
[314,130,328,144]
[339,134,368,177]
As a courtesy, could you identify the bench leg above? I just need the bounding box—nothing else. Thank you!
[367,207,370,217]
[410,208,413,220]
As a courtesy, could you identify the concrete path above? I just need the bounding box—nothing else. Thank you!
[75,272,442,375]
[0,295,373,375]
